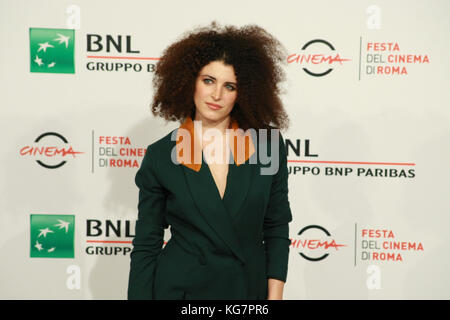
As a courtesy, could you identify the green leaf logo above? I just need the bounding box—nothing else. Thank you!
[29,28,75,74]
[30,214,75,258]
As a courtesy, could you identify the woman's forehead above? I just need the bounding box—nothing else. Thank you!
[198,61,237,81]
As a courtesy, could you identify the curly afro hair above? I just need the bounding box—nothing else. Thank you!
[151,21,290,131]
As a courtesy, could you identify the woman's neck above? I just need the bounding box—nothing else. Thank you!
[194,115,231,136]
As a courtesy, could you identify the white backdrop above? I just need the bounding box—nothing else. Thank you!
[1,0,449,299]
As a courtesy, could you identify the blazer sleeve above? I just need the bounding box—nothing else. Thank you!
[128,144,168,300]
[263,132,293,282]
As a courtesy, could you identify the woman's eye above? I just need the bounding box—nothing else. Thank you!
[203,78,213,84]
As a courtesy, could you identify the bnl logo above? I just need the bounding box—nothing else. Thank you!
[29,28,75,74]
[30,214,75,258]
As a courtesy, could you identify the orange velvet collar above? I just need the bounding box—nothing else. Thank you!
[175,116,255,172]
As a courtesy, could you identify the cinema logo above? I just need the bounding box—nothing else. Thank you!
[360,228,424,262]
[85,219,135,256]
[96,134,147,169]
[364,42,430,76]
[287,39,351,77]
[20,132,83,169]
[291,225,346,261]
[86,34,157,72]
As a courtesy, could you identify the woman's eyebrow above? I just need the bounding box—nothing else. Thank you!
[200,74,237,85]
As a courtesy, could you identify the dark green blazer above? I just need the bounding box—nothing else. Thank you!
[128,120,292,300]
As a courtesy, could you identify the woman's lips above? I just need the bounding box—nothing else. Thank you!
[206,102,222,110]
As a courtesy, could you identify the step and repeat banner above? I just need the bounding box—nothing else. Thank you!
[1,0,449,299]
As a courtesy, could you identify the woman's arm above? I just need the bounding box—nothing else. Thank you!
[128,144,168,300]
[267,278,285,300]
[262,131,293,300]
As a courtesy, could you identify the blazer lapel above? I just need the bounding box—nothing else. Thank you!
[183,161,247,264]
[221,154,254,221]
[175,116,256,265]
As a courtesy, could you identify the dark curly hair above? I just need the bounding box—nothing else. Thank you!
[150,21,290,131]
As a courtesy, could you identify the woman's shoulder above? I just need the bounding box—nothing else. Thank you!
[144,128,177,159]
[254,125,285,146]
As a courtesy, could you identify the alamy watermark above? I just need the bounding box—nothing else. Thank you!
[170,120,282,175]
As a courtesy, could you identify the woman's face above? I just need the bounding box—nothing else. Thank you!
[193,60,238,127]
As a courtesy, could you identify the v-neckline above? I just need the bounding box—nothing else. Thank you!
[203,152,232,201]
[183,148,253,223]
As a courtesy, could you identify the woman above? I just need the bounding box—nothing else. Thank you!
[128,22,292,300]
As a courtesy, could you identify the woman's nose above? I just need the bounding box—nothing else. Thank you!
[212,85,222,100]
